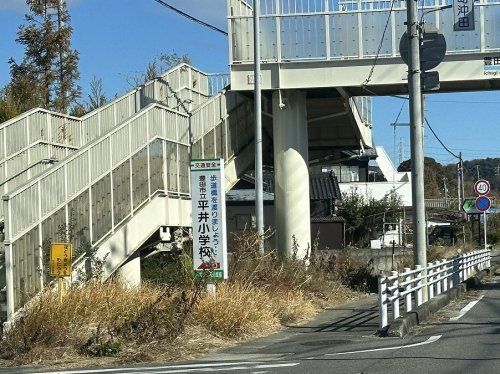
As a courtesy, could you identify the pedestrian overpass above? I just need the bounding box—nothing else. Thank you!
[2,0,500,327]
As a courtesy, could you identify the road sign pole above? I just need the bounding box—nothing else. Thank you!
[407,0,427,301]
[483,211,487,251]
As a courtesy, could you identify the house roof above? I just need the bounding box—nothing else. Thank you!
[226,189,275,203]
[228,173,341,202]
[311,216,346,223]
[309,173,341,200]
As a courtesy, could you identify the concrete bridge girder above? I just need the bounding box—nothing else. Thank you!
[231,54,500,95]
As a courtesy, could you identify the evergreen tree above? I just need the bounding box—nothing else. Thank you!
[9,0,80,113]
[52,0,80,112]
[0,86,22,123]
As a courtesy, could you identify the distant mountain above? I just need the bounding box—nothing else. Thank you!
[398,157,499,199]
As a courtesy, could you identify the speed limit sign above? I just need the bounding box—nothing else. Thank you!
[474,179,490,196]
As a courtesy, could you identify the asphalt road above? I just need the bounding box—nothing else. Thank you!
[4,258,499,374]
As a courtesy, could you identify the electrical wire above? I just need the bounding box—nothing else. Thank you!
[362,0,396,88]
[392,102,405,124]
[425,99,500,105]
[424,117,460,159]
[151,0,228,36]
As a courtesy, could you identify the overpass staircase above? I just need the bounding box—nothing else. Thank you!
[0,64,265,325]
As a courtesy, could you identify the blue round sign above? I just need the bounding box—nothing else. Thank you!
[475,196,491,212]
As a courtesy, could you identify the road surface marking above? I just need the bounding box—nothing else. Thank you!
[322,335,442,356]
[125,363,299,374]
[449,295,484,321]
[28,362,264,374]
[29,362,298,374]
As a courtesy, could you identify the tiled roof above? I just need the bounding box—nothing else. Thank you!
[309,173,341,200]
[226,189,274,202]
[311,216,345,223]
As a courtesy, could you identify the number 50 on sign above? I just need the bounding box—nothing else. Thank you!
[50,243,73,277]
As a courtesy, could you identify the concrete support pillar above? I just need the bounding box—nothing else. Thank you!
[117,252,141,288]
[272,90,311,259]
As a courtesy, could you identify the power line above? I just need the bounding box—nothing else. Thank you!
[362,0,396,88]
[151,0,228,36]
[425,146,500,153]
[424,117,460,159]
[425,99,500,104]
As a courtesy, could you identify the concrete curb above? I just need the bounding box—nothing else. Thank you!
[386,263,500,338]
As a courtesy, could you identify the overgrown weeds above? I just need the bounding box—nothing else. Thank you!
[0,282,190,362]
[1,230,371,366]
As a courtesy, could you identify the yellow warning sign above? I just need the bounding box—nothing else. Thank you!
[50,243,73,277]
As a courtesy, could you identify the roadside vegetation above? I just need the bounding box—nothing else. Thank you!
[0,231,372,368]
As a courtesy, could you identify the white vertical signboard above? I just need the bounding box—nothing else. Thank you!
[453,0,474,31]
[190,159,228,280]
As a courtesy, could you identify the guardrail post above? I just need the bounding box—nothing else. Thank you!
[466,251,472,278]
[487,250,491,268]
[460,253,466,282]
[472,250,476,275]
[435,261,442,295]
[378,271,388,329]
[391,270,400,320]
[404,267,412,313]
[441,259,448,292]
[471,250,476,275]
[448,258,454,290]
[428,262,434,299]
[415,264,423,306]
[452,255,459,286]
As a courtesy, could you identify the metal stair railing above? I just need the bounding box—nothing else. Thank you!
[228,0,500,64]
[2,86,255,322]
[190,89,254,163]
[80,63,211,141]
[3,103,190,319]
[0,109,82,222]
[0,64,212,222]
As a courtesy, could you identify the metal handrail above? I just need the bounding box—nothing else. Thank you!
[4,103,188,201]
[0,108,79,133]
[0,64,211,170]
[229,0,500,65]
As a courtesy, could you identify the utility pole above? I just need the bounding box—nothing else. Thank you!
[457,160,462,212]
[407,0,427,299]
[443,177,448,204]
[253,0,264,254]
[399,137,405,166]
[476,165,480,179]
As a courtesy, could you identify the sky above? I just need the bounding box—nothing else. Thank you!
[0,0,499,167]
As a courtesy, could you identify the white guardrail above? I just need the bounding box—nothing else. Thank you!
[378,249,491,329]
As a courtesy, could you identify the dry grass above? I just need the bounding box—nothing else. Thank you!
[0,281,182,363]
[1,231,371,368]
[193,283,280,338]
[396,243,480,270]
